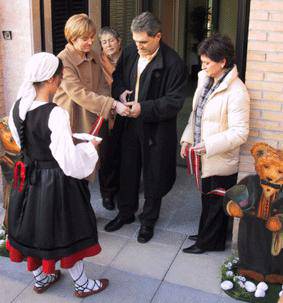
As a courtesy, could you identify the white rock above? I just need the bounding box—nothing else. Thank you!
[279,290,283,297]
[245,281,257,292]
[238,276,246,282]
[257,282,268,291]
[221,280,233,291]
[255,289,265,298]
[0,239,5,246]
[226,271,234,277]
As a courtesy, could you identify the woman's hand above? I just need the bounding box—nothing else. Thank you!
[115,101,131,116]
[180,142,190,159]
[91,137,102,150]
[193,143,206,155]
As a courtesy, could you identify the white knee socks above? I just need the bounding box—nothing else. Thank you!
[68,260,101,293]
[32,266,57,288]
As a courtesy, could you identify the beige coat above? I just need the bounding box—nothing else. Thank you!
[54,43,114,133]
[181,66,250,178]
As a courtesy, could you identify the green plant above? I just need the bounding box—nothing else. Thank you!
[221,256,282,303]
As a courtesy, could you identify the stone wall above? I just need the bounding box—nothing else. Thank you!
[0,10,6,117]
[0,1,34,113]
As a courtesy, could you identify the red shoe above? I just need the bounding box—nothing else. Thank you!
[74,278,109,298]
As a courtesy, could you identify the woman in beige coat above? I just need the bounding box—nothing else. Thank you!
[54,14,129,133]
[180,34,250,254]
[54,14,129,192]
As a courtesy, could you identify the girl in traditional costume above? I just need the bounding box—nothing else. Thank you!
[7,52,108,297]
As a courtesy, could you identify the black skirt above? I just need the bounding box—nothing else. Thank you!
[8,165,99,260]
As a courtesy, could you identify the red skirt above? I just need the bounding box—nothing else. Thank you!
[6,240,101,274]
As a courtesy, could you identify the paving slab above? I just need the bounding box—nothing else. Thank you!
[144,228,186,247]
[220,294,242,303]
[0,257,33,302]
[164,248,230,295]
[152,282,222,303]
[111,239,179,280]
[87,232,129,266]
[84,267,160,303]
[166,207,199,234]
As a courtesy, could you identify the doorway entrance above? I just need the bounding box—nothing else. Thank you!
[101,0,249,165]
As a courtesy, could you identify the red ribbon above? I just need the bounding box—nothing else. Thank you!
[89,116,104,136]
[186,146,226,197]
[13,161,26,192]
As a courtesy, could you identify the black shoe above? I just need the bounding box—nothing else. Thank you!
[102,197,115,210]
[182,244,205,254]
[104,215,135,232]
[137,225,154,243]
[188,234,198,241]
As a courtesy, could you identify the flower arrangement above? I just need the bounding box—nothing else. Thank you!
[221,256,282,303]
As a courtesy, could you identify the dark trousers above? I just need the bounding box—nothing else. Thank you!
[196,173,238,251]
[117,119,162,227]
[98,120,122,199]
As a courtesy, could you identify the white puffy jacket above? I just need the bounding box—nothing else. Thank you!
[181,65,250,178]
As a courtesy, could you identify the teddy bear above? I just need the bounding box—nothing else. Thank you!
[0,117,20,229]
[224,142,283,283]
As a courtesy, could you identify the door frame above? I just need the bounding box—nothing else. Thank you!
[236,0,251,82]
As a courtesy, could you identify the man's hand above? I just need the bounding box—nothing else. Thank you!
[115,101,131,116]
[127,101,141,118]
[119,90,133,103]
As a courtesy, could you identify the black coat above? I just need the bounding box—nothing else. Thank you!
[112,42,188,197]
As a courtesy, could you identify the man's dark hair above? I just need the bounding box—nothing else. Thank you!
[198,33,235,68]
[131,11,161,37]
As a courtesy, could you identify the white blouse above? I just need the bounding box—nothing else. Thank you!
[9,100,98,179]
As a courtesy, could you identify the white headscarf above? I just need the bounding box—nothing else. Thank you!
[16,52,59,120]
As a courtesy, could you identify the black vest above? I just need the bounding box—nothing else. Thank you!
[13,100,57,161]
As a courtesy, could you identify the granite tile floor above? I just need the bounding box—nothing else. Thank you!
[0,167,240,302]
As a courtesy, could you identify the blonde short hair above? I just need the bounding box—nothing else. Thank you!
[64,13,96,43]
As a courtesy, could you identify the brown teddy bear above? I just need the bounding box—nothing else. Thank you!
[224,142,283,283]
[0,117,20,229]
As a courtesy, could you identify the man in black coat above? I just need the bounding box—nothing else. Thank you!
[104,11,188,243]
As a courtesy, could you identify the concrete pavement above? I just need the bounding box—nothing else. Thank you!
[0,167,239,303]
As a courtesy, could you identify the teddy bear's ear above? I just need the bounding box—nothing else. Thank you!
[0,116,8,131]
[251,142,275,160]
[251,142,283,163]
